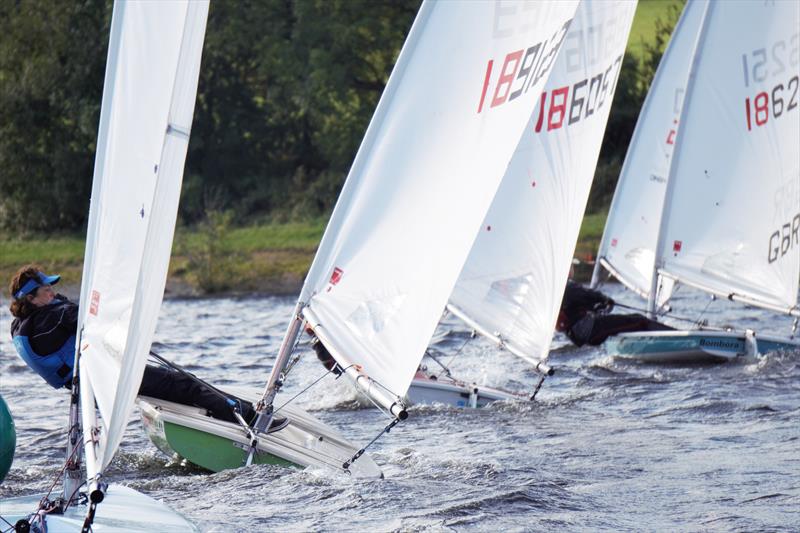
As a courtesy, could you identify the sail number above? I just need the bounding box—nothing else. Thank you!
[741,35,799,88]
[532,55,623,132]
[477,20,572,114]
[768,213,800,263]
[744,75,798,130]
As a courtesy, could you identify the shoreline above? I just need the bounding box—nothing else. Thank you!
[1,214,604,300]
[41,261,598,304]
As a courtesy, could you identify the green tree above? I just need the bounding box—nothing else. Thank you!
[588,3,684,214]
[0,0,110,232]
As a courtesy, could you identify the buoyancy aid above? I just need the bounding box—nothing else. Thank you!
[12,334,75,389]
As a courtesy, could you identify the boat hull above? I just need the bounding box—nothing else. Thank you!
[405,375,527,408]
[606,330,800,363]
[0,484,196,532]
[138,389,382,479]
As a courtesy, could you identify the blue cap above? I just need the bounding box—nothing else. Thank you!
[14,272,61,300]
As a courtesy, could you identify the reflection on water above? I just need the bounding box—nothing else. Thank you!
[1,285,798,531]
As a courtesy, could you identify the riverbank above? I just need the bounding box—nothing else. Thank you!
[0,211,606,298]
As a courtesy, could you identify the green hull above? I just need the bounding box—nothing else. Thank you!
[141,404,298,472]
[139,394,384,478]
[162,420,298,472]
[0,394,15,482]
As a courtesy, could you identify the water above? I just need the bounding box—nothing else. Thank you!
[1,285,798,531]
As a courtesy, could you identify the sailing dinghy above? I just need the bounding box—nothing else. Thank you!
[594,0,800,362]
[407,0,638,407]
[141,0,582,474]
[0,1,207,530]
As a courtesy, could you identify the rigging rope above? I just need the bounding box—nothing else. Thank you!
[342,417,400,473]
[530,374,547,401]
[0,429,86,533]
[692,295,717,328]
[274,365,338,414]
[440,331,475,373]
[423,349,453,378]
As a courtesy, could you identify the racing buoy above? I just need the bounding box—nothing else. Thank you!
[0,394,15,482]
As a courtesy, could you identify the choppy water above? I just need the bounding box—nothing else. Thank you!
[1,284,799,531]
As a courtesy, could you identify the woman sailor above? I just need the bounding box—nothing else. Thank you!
[8,264,287,431]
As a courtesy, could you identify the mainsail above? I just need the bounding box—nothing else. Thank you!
[591,0,707,305]
[448,0,637,366]
[76,0,208,487]
[651,0,800,316]
[297,0,580,405]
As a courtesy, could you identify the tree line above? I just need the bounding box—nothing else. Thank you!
[0,0,678,234]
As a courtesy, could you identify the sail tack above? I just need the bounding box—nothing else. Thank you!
[593,0,707,302]
[77,0,208,473]
[300,0,580,398]
[655,0,800,315]
[449,0,637,365]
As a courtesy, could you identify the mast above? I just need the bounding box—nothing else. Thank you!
[252,302,305,432]
[647,0,714,318]
[68,0,126,505]
[61,355,82,507]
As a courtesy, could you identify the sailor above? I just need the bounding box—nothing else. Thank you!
[8,265,287,431]
[309,331,343,376]
[557,264,674,347]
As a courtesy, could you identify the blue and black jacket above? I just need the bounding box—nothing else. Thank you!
[10,296,78,389]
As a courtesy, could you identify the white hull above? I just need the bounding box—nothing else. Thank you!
[405,374,527,408]
[0,484,196,532]
[138,388,382,479]
[606,330,800,364]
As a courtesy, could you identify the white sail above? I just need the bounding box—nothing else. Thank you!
[300,0,580,399]
[448,0,637,366]
[76,0,208,474]
[593,0,706,304]
[654,0,800,316]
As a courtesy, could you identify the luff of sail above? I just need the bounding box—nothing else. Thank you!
[652,0,800,317]
[592,0,707,305]
[297,0,580,407]
[75,0,208,491]
[448,0,637,367]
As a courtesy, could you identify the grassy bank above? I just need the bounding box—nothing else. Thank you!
[628,0,684,60]
[0,213,608,296]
